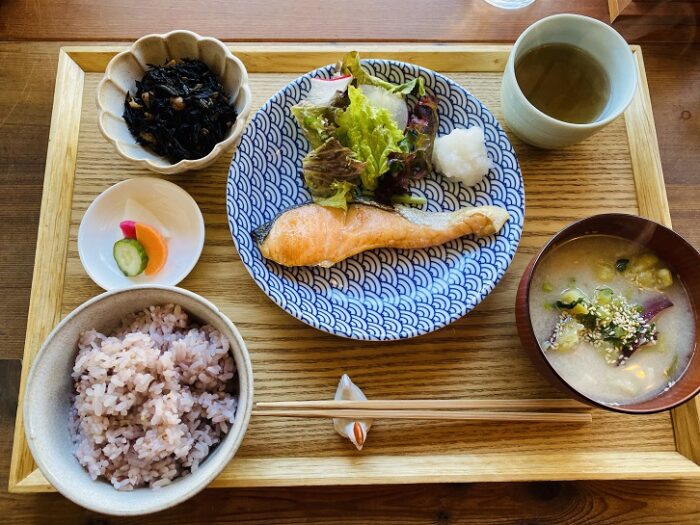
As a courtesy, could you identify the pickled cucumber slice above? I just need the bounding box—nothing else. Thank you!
[113,238,149,276]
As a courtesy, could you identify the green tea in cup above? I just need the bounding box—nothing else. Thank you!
[501,14,637,149]
[515,42,611,124]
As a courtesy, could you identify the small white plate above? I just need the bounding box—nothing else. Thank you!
[78,177,205,290]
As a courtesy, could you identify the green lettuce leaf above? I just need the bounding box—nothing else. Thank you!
[400,94,439,158]
[336,51,425,97]
[291,101,339,149]
[336,51,371,84]
[302,138,364,209]
[335,86,404,192]
[375,95,439,205]
[387,77,425,97]
[314,181,356,209]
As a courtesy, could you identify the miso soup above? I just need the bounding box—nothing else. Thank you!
[530,235,695,406]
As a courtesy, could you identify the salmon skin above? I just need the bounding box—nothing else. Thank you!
[252,201,510,267]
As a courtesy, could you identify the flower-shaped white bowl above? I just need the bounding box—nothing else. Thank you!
[97,30,252,174]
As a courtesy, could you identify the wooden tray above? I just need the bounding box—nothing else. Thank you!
[9,44,700,493]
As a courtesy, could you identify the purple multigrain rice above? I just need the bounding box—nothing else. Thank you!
[70,304,237,490]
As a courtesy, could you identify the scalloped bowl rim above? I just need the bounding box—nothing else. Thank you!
[96,30,252,174]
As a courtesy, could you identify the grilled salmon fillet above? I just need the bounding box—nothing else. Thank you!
[253,202,510,267]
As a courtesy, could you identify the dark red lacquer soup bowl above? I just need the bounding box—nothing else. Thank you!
[515,213,700,414]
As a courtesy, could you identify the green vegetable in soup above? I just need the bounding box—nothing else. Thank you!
[616,258,630,272]
[619,252,674,290]
[647,333,668,353]
[571,302,588,315]
[664,355,680,379]
[556,288,586,310]
[595,287,614,304]
[548,316,584,351]
[629,253,659,273]
[593,341,619,364]
[657,268,673,288]
[542,281,554,293]
[594,261,615,282]
[549,287,661,365]
[637,270,657,288]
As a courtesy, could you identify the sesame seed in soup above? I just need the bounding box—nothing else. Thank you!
[530,235,695,406]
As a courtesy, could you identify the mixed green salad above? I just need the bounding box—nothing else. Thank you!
[292,52,438,209]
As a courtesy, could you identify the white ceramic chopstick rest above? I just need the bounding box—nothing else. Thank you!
[333,374,373,450]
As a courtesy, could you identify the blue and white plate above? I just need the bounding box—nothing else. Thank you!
[227,60,524,340]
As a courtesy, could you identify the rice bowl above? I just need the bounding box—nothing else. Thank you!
[72,304,238,490]
[23,286,253,515]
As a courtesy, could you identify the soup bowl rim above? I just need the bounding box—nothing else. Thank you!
[516,212,700,414]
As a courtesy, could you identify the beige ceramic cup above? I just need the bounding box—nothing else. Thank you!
[501,14,637,149]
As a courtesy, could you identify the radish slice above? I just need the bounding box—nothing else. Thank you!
[306,75,353,106]
[123,198,170,239]
[119,220,137,239]
[359,85,409,130]
[323,74,351,81]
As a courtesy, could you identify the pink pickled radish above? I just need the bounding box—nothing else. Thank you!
[120,220,137,239]
[306,75,353,105]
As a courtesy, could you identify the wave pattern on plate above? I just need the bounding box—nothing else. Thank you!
[227,59,524,340]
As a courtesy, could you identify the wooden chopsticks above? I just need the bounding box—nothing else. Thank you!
[253,409,590,423]
[253,399,592,423]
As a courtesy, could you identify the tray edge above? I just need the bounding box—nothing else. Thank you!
[9,48,85,493]
[625,46,700,464]
[9,43,700,493]
[12,451,700,492]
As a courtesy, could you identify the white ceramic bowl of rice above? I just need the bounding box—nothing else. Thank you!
[23,285,253,515]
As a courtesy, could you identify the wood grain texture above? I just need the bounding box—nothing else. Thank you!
[65,44,513,73]
[625,47,672,226]
[250,409,593,423]
[4,352,700,523]
[6,479,700,524]
[14,451,700,493]
[7,50,84,491]
[0,360,22,497]
[609,0,634,22]
[674,398,700,462]
[0,44,56,361]
[2,40,700,522]
[0,1,607,43]
[625,47,700,464]
[613,1,700,43]
[3,0,697,44]
[12,45,699,493]
[255,398,589,409]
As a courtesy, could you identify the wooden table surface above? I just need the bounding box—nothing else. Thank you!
[1,0,699,523]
